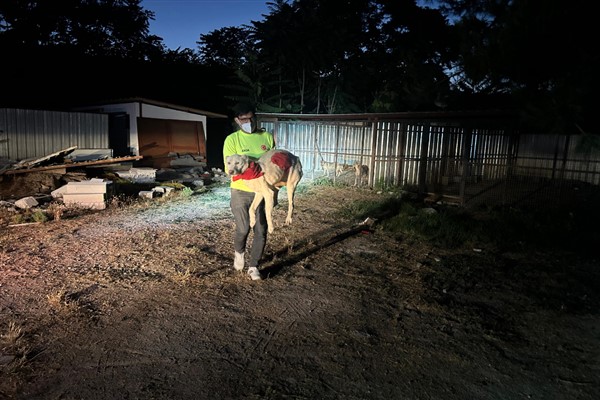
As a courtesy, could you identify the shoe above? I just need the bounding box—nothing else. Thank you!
[247,267,262,281]
[234,251,244,271]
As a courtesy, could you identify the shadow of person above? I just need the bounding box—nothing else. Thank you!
[260,218,376,279]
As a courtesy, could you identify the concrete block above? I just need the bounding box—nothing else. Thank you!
[63,193,107,210]
[139,191,154,199]
[65,181,112,194]
[15,196,39,209]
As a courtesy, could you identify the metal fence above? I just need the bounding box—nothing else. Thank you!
[258,111,600,208]
[0,108,109,161]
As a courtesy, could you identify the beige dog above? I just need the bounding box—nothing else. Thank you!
[321,160,352,177]
[225,149,303,233]
[353,162,369,187]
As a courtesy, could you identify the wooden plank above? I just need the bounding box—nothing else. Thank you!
[13,146,78,169]
[2,156,144,175]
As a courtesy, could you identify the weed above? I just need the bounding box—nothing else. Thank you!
[312,176,336,186]
[47,289,77,312]
[10,213,27,225]
[1,321,23,347]
[0,321,38,376]
[180,187,194,197]
[172,267,193,285]
[161,182,187,190]
[31,210,48,223]
[47,202,65,221]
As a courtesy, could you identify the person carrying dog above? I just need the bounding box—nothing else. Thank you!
[222,103,275,281]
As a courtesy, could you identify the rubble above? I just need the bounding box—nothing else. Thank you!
[0,146,228,225]
[14,196,38,209]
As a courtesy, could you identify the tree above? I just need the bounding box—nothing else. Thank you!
[197,26,254,68]
[0,0,163,60]
[436,0,598,133]
[0,0,183,108]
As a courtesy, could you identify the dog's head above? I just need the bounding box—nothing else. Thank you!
[225,154,250,176]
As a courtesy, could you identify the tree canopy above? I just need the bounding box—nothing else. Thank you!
[0,0,596,134]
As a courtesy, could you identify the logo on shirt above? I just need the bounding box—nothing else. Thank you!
[261,145,268,151]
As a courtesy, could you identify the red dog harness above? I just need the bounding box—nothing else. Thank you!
[269,151,292,171]
[232,161,265,181]
[232,152,293,181]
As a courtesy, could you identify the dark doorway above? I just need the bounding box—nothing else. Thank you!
[108,113,130,157]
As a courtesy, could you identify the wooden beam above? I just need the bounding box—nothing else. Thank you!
[2,156,144,175]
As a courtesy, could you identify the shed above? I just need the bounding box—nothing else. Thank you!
[74,98,227,168]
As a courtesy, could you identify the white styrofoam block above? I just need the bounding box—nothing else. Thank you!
[65,181,111,194]
[63,193,107,210]
[138,191,154,199]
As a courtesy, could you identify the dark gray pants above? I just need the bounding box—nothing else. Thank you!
[230,189,267,268]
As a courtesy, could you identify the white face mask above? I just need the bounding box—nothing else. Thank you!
[240,122,253,133]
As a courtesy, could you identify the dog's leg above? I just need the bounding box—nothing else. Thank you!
[262,187,275,233]
[273,187,279,208]
[284,175,300,225]
[285,185,295,225]
[248,192,264,229]
[248,179,276,233]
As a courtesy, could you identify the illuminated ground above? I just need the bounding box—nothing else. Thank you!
[0,184,598,400]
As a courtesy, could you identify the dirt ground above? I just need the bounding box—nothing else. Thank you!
[0,182,598,400]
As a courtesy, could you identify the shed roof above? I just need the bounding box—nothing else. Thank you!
[76,97,227,119]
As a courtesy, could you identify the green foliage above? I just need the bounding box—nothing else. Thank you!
[161,182,188,190]
[1,0,595,133]
[179,187,194,197]
[338,194,599,253]
[311,176,336,187]
[10,213,26,225]
[32,210,49,223]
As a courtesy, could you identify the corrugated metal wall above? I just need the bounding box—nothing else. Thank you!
[259,113,600,207]
[0,108,108,161]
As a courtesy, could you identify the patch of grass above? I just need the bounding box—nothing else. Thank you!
[311,176,336,186]
[47,202,65,221]
[171,267,193,285]
[337,194,404,221]
[47,289,78,313]
[160,182,188,190]
[278,183,310,196]
[378,205,482,248]
[337,194,599,252]
[0,321,39,375]
[31,210,48,223]
[10,213,27,225]
[109,193,138,208]
[180,186,194,197]
[1,321,23,347]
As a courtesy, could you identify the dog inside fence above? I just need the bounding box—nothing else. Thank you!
[321,160,352,177]
[353,163,368,186]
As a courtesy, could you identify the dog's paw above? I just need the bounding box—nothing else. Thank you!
[285,217,293,225]
[267,225,274,234]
